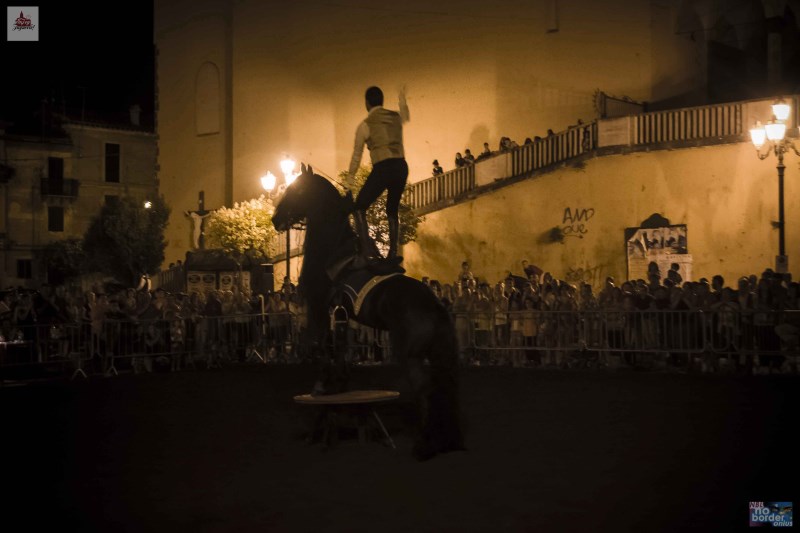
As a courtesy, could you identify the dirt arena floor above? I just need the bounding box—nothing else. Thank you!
[3,363,796,532]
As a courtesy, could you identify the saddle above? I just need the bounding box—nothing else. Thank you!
[325,255,404,320]
[326,253,404,282]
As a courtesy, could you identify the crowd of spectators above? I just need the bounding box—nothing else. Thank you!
[3,257,798,378]
[419,260,800,372]
[443,138,520,174]
[430,118,595,176]
[0,281,307,375]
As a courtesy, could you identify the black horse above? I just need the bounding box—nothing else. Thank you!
[271,164,464,460]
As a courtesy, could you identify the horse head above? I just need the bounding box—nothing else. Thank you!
[272,163,311,232]
[272,163,353,232]
[272,162,355,250]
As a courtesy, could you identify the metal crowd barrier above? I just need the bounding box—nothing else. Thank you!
[1,309,796,380]
[450,308,799,371]
[0,311,392,381]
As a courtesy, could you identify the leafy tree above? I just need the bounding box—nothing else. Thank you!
[204,195,276,261]
[38,237,85,284]
[83,195,171,286]
[338,165,423,253]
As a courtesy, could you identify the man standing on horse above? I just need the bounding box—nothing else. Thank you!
[346,85,409,266]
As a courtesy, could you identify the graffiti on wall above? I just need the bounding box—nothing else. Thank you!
[561,207,595,239]
[564,264,604,287]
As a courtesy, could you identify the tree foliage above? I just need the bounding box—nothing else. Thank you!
[38,237,85,283]
[338,165,423,252]
[204,195,276,261]
[83,195,171,286]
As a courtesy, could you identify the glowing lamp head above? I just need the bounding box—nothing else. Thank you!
[765,120,786,142]
[772,100,791,122]
[750,122,766,148]
[261,171,277,192]
[280,156,296,177]
[143,200,152,209]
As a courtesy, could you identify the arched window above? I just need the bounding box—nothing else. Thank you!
[196,62,220,135]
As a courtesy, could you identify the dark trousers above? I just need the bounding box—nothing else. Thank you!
[355,158,408,218]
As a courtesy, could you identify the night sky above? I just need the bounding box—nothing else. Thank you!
[2,1,154,131]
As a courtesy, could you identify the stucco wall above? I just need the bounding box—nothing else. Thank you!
[402,140,799,287]
[155,0,703,267]
[155,0,230,259]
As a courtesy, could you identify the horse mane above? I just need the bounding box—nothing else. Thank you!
[297,173,357,288]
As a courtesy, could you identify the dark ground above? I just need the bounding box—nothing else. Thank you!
[3,363,797,532]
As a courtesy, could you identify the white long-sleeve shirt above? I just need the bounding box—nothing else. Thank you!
[347,96,410,189]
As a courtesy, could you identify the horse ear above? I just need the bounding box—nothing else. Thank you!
[300,163,308,175]
[306,164,313,175]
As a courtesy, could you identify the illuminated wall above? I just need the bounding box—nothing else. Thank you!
[401,140,799,287]
[155,0,706,267]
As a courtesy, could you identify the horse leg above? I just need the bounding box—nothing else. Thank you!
[405,357,465,461]
[398,341,464,461]
[310,345,351,395]
[425,362,465,453]
[410,320,465,461]
[403,357,434,458]
[308,306,350,396]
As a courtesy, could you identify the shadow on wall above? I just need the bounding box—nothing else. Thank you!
[539,227,565,244]
[409,231,481,281]
[468,124,490,157]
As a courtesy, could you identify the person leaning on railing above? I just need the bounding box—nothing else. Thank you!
[754,278,781,369]
[472,284,493,365]
[476,142,493,161]
[451,283,473,365]
[492,282,510,355]
[508,298,525,367]
[521,295,541,366]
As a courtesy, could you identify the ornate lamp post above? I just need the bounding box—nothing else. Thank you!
[261,155,299,285]
[749,99,800,273]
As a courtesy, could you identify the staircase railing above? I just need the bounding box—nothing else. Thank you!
[404,97,771,212]
[635,101,742,144]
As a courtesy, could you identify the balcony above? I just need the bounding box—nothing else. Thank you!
[40,178,79,199]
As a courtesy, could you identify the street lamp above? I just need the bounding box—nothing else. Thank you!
[260,171,276,193]
[749,98,800,273]
[280,156,296,179]
[261,155,299,286]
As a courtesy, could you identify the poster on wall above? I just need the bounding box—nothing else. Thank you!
[202,272,217,293]
[218,271,251,292]
[219,271,236,292]
[187,270,217,295]
[626,224,692,283]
